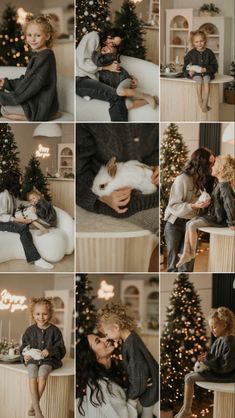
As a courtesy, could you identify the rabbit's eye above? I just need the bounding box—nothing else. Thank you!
[100,183,108,190]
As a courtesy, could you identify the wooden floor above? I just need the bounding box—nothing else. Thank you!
[161,242,209,272]
[0,254,74,273]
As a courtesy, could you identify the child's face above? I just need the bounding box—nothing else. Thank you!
[101,45,117,55]
[105,36,122,47]
[209,319,227,338]
[88,334,115,359]
[33,304,50,328]
[193,35,206,51]
[101,322,121,341]
[28,193,39,205]
[26,23,50,52]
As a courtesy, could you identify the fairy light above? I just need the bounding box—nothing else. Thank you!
[0,289,28,312]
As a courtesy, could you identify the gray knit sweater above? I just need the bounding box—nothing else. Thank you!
[0,49,59,121]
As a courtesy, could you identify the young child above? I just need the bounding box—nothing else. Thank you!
[174,307,235,418]
[26,189,57,234]
[97,303,159,418]
[20,297,66,418]
[92,45,158,110]
[0,14,59,121]
[183,30,218,113]
[177,154,235,268]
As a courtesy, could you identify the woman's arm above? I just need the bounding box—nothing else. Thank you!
[166,175,197,218]
[76,32,100,74]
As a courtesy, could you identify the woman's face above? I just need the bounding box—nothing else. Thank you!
[105,36,122,47]
[88,334,114,359]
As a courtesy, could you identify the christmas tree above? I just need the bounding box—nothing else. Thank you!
[76,274,97,340]
[0,4,30,66]
[76,0,111,44]
[21,155,51,200]
[114,0,146,59]
[161,273,210,414]
[0,123,20,189]
[160,123,188,249]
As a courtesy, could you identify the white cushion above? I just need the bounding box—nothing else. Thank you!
[0,206,74,263]
[0,67,74,121]
[76,55,159,121]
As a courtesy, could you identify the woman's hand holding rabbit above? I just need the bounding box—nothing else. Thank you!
[99,187,132,214]
[13,216,32,224]
[24,354,32,362]
[151,166,159,186]
[191,200,210,210]
[197,352,206,362]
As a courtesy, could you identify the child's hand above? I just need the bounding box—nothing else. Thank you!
[201,67,207,73]
[147,377,153,387]
[130,77,138,89]
[189,70,195,77]
[104,62,121,72]
[151,166,159,186]
[41,349,49,358]
[24,354,32,362]
[191,200,210,210]
[198,352,206,362]
[14,216,32,224]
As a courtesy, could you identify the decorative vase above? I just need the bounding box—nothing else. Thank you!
[199,10,213,16]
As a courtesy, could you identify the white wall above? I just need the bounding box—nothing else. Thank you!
[160,273,213,336]
[220,122,235,156]
[160,122,200,156]
[10,123,74,176]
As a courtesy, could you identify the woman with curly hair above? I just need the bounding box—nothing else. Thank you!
[97,303,159,418]
[174,306,235,418]
[177,154,235,267]
[164,147,216,272]
[77,334,137,417]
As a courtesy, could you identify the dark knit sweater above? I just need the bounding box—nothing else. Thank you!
[123,332,159,407]
[36,198,57,227]
[183,48,218,79]
[92,51,131,88]
[200,335,235,382]
[0,49,59,121]
[203,182,235,226]
[20,324,66,369]
[76,123,159,218]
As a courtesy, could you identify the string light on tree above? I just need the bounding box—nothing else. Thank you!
[160,123,188,250]
[76,0,111,44]
[160,273,212,416]
[76,274,97,340]
[114,0,146,59]
[0,4,29,66]
[0,124,20,190]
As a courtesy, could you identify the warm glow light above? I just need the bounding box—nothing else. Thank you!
[35,144,50,159]
[17,8,28,25]
[0,289,28,312]
[97,280,114,300]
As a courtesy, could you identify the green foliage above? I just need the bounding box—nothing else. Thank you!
[115,0,146,59]
[76,0,111,44]
[76,274,97,340]
[21,155,51,200]
[160,123,188,250]
[0,4,29,66]
[160,273,210,412]
[0,123,20,190]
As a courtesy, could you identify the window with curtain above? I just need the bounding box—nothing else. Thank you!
[199,123,221,155]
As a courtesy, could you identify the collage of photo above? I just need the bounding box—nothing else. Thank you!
[0,1,234,418]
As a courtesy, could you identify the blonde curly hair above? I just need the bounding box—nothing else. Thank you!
[23,14,58,48]
[208,307,235,335]
[97,303,136,331]
[29,297,54,322]
[213,155,235,182]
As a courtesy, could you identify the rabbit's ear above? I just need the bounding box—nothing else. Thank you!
[106,157,117,178]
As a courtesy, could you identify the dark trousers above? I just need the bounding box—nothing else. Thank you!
[164,219,195,272]
[76,76,128,121]
[0,222,40,263]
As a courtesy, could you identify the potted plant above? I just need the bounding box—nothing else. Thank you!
[199,3,220,16]
[224,61,235,105]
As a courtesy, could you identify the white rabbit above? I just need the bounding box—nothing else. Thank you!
[194,361,209,373]
[22,345,44,360]
[196,190,211,203]
[186,64,203,73]
[92,157,157,197]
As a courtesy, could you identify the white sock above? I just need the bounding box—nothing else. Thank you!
[35,258,54,270]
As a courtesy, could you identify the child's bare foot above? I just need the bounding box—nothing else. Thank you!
[28,404,35,416]
[143,94,158,109]
[176,252,193,268]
